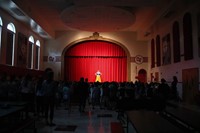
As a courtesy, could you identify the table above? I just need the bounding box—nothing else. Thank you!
[0,106,24,118]
[126,110,188,133]
[0,101,28,106]
[165,105,200,131]
[0,104,36,133]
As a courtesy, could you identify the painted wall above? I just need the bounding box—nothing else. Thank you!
[148,1,200,99]
[1,1,200,102]
[0,9,44,70]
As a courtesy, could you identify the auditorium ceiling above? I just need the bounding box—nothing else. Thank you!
[0,0,195,40]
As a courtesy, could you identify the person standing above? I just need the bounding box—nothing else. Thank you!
[77,77,89,113]
[62,82,71,110]
[95,70,102,82]
[171,76,178,101]
[35,76,44,118]
[42,70,57,126]
[91,82,100,109]
[157,78,170,101]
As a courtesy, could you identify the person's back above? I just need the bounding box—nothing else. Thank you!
[77,81,88,98]
[157,79,170,100]
[35,78,44,118]
[77,77,88,112]
[117,83,126,100]
[42,70,57,126]
[0,74,7,100]
[63,86,70,99]
[92,84,100,108]
[42,80,56,97]
[20,75,31,94]
[93,86,100,99]
[62,83,71,109]
[109,83,118,100]
[171,76,178,100]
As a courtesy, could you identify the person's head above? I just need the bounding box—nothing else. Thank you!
[161,78,166,83]
[44,68,53,79]
[46,71,54,81]
[173,76,178,82]
[85,78,88,82]
[80,77,84,82]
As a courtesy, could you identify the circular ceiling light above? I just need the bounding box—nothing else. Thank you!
[60,6,135,32]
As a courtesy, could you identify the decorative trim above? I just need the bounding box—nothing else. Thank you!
[135,55,144,64]
[43,56,61,62]
[130,56,148,64]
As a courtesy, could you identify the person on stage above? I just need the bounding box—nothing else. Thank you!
[95,70,102,82]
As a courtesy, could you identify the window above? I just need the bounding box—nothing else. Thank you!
[156,35,161,67]
[172,21,181,63]
[35,40,40,69]
[6,23,16,66]
[197,13,200,57]
[183,12,193,60]
[28,36,34,68]
[0,17,3,61]
[151,39,155,68]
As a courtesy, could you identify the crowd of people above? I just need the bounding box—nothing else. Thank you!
[0,70,180,126]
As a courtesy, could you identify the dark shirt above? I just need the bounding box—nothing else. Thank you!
[77,81,89,99]
[42,80,57,97]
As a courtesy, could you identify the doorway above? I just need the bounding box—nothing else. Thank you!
[138,69,147,83]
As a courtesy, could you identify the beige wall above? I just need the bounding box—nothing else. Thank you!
[2,0,199,86]
[149,2,200,82]
[147,2,200,98]
[0,9,44,70]
[43,31,148,81]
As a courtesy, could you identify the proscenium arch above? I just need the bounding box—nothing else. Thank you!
[61,34,131,81]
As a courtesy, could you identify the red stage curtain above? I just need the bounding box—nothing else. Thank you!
[64,41,127,82]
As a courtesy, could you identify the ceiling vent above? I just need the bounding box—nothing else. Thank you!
[144,32,151,37]
[163,10,175,18]
[39,30,47,36]
[10,7,26,16]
